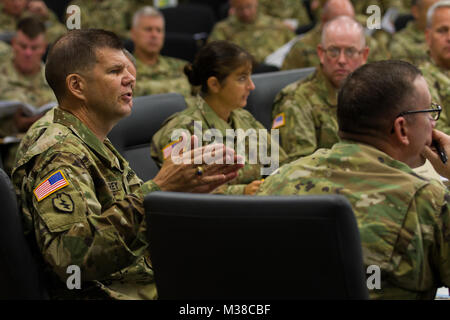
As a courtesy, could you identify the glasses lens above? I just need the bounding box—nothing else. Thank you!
[344,48,357,58]
[327,47,340,58]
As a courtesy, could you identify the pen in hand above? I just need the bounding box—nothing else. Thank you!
[432,140,448,164]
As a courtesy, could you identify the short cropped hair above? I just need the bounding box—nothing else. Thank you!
[45,29,124,102]
[338,60,423,136]
[16,16,46,39]
[427,0,450,28]
[321,16,366,48]
[132,6,164,28]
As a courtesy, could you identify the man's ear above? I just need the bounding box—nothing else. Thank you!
[392,117,411,146]
[206,76,221,94]
[66,73,86,101]
[425,28,431,47]
[317,44,325,65]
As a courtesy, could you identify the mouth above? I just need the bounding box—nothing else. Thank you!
[120,92,133,103]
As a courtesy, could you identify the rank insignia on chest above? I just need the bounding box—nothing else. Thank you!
[34,170,69,202]
[107,181,120,192]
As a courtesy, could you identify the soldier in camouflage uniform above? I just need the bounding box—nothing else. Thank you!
[152,41,287,195]
[11,29,242,299]
[66,0,132,39]
[258,0,312,31]
[420,1,450,134]
[0,0,66,43]
[208,0,295,65]
[130,7,191,98]
[274,16,369,162]
[0,17,55,175]
[389,0,439,65]
[258,60,450,299]
[282,0,388,70]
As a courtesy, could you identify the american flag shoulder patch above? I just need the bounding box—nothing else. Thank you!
[272,112,286,129]
[33,170,70,202]
[162,138,182,160]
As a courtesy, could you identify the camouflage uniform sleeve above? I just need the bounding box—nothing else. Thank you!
[141,179,161,196]
[208,22,229,42]
[281,41,318,70]
[29,151,148,283]
[393,185,450,291]
[272,91,317,162]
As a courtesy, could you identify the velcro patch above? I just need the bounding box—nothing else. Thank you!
[272,113,286,129]
[34,170,69,202]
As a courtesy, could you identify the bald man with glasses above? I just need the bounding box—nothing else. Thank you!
[271,16,369,163]
[259,60,450,300]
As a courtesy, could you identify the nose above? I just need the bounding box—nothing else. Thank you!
[248,78,255,91]
[123,68,136,88]
[337,50,348,64]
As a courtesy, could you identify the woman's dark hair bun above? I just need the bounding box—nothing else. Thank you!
[184,63,201,86]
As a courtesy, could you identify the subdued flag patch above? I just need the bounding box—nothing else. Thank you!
[162,138,182,160]
[34,170,69,202]
[272,113,285,129]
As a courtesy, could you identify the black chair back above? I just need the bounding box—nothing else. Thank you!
[246,67,315,128]
[144,192,369,300]
[108,93,187,181]
[0,168,49,299]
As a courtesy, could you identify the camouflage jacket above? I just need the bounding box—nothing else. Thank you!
[389,22,428,65]
[0,61,55,137]
[134,56,192,98]
[151,96,287,194]
[208,13,295,64]
[11,107,160,300]
[258,141,450,299]
[258,0,311,26]
[420,58,450,134]
[282,24,389,70]
[0,3,66,43]
[272,68,339,162]
[67,0,132,39]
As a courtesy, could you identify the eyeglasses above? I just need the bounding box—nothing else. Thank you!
[390,103,442,133]
[321,46,364,59]
[396,103,442,121]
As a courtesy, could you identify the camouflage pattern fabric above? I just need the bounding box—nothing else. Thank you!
[134,56,192,98]
[389,22,428,65]
[258,0,311,26]
[0,61,56,175]
[271,68,339,162]
[0,40,11,62]
[67,0,132,39]
[420,58,450,134]
[208,13,295,64]
[0,3,67,43]
[282,24,389,70]
[257,141,450,299]
[151,96,288,194]
[0,61,55,137]
[11,107,160,300]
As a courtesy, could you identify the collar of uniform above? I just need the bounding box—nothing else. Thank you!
[406,22,425,43]
[196,96,235,130]
[2,58,45,84]
[428,55,450,75]
[315,67,338,107]
[135,56,167,75]
[335,140,421,176]
[53,107,121,169]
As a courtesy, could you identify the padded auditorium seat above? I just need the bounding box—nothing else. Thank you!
[161,4,216,36]
[108,93,187,181]
[144,192,369,300]
[246,67,315,129]
[0,168,49,299]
